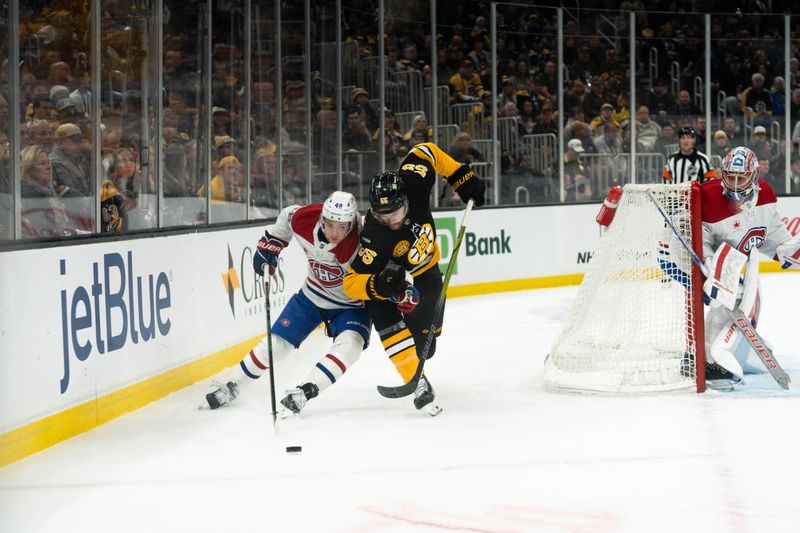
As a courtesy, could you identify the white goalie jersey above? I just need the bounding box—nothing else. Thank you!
[266,204,364,310]
[700,179,792,263]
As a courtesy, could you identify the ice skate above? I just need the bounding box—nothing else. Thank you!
[280,382,319,416]
[414,375,442,416]
[205,381,239,409]
[705,362,742,391]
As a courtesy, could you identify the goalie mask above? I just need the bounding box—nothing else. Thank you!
[321,190,357,233]
[720,146,759,203]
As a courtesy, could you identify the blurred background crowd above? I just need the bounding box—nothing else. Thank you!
[1,0,799,241]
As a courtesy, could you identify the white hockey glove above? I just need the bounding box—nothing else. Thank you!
[775,234,800,270]
[703,243,747,311]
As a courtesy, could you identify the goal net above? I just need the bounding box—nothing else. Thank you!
[544,182,706,393]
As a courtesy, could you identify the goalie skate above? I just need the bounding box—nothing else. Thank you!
[705,363,742,392]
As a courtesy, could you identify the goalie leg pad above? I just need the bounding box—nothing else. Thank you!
[703,243,747,311]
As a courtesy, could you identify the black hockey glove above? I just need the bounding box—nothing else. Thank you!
[447,164,486,207]
[370,263,406,300]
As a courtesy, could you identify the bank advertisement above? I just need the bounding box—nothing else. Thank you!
[434,203,602,285]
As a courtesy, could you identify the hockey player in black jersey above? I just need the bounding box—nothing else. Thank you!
[343,142,486,415]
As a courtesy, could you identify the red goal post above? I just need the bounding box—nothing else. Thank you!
[545,182,706,393]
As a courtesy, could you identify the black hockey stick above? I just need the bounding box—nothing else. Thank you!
[377,199,475,399]
[263,267,279,427]
[646,190,797,390]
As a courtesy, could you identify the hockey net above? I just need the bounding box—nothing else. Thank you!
[544,182,706,393]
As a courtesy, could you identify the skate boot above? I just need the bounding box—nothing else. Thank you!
[705,362,742,391]
[280,382,319,415]
[414,375,442,416]
[206,381,239,409]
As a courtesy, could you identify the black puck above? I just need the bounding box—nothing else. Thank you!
[286,445,302,453]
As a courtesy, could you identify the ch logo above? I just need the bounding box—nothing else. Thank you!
[736,226,766,254]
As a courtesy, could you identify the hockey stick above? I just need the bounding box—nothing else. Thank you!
[377,199,475,399]
[646,190,797,390]
[263,267,278,427]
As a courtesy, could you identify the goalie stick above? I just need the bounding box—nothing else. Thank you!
[646,190,798,391]
[376,199,475,399]
[263,267,279,428]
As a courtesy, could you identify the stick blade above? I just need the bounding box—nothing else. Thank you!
[376,378,418,399]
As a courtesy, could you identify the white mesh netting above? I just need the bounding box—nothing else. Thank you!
[544,183,701,393]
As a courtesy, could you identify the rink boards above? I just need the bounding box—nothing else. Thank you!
[1,198,799,466]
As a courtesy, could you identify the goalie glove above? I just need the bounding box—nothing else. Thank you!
[391,284,421,314]
[775,234,800,269]
[447,164,486,207]
[253,232,288,276]
[702,242,747,311]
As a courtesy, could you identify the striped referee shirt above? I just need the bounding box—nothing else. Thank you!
[662,149,716,183]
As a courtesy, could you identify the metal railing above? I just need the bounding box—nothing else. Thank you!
[424,85,450,125]
[520,134,557,174]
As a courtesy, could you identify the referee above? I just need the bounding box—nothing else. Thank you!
[662,126,716,183]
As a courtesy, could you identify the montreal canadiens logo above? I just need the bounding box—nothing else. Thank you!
[736,226,767,254]
[310,260,345,287]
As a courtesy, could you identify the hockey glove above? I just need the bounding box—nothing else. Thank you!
[775,234,800,269]
[253,232,288,276]
[371,263,406,300]
[391,284,421,314]
[447,164,486,207]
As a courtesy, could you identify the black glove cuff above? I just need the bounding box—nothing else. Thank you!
[367,274,391,301]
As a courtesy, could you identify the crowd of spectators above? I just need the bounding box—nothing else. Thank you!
[2,1,800,240]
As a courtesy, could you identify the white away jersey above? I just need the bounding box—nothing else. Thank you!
[701,179,792,262]
[267,204,363,309]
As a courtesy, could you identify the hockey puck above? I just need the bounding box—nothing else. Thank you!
[285,445,302,453]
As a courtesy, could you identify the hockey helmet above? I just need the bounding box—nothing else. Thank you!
[369,171,407,215]
[720,146,759,202]
[677,125,696,139]
[321,190,357,224]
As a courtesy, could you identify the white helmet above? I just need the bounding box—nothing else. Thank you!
[720,146,759,202]
[321,191,357,225]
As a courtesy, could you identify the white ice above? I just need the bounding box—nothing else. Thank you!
[2,274,800,533]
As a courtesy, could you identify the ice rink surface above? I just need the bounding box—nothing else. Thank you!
[2,273,800,533]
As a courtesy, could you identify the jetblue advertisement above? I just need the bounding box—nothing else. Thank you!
[0,228,306,434]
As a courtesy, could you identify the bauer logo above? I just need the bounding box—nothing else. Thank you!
[434,215,458,275]
[59,252,172,394]
[221,243,286,319]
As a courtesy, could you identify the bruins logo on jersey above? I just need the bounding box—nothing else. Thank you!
[407,223,435,265]
[393,240,410,257]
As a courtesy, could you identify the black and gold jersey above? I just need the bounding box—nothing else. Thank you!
[344,143,462,300]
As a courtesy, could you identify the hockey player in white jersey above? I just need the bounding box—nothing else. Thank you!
[205,191,372,413]
[701,147,800,385]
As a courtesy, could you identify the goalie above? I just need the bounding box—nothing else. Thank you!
[701,147,800,386]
